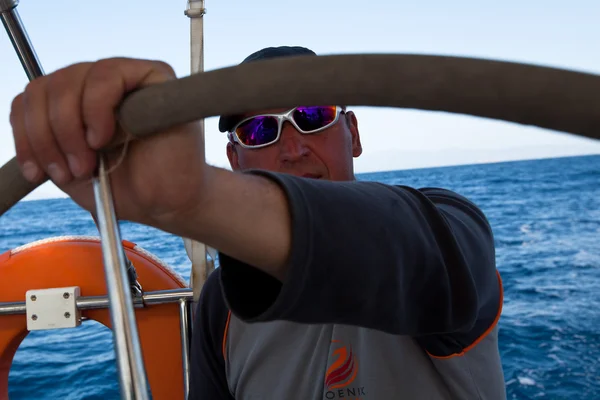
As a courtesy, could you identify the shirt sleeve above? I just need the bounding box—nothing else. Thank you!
[218,170,502,344]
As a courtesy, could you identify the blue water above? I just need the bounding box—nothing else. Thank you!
[1,155,599,399]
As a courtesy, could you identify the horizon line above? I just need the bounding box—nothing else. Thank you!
[14,153,598,203]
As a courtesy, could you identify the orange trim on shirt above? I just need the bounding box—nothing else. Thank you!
[428,269,504,359]
[222,311,232,360]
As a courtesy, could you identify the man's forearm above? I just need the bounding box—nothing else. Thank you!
[207,172,498,336]
[156,165,292,281]
[155,166,500,337]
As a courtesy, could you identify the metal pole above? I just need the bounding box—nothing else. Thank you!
[181,3,208,394]
[184,0,214,310]
[186,0,205,75]
[1,2,150,398]
[93,158,150,400]
[0,0,43,79]
[178,299,192,398]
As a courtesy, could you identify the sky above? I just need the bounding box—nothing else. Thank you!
[1,0,599,200]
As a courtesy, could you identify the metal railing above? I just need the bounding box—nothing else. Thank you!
[0,288,193,316]
[0,288,194,398]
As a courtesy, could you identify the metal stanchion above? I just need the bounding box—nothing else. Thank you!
[0,0,43,79]
[178,298,192,398]
[182,1,210,394]
[93,158,150,400]
[184,0,214,310]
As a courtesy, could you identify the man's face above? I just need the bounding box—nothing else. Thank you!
[225,107,363,181]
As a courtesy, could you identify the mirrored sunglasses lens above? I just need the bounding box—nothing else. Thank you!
[236,116,279,146]
[292,106,337,131]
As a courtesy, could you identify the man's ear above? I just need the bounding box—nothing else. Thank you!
[345,111,363,157]
[226,142,241,170]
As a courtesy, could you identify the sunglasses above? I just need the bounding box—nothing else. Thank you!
[228,105,345,149]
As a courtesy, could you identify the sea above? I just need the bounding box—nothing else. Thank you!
[1,154,599,399]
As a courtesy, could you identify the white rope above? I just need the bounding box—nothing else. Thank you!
[10,235,187,287]
[11,235,100,254]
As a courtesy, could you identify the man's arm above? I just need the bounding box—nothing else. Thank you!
[180,168,500,339]
[162,165,500,338]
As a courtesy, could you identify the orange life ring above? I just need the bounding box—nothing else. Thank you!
[0,236,189,400]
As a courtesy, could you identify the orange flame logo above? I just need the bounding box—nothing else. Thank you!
[325,341,359,390]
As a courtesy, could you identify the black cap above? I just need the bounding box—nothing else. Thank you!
[218,46,317,132]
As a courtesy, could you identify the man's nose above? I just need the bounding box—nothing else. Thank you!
[278,122,310,162]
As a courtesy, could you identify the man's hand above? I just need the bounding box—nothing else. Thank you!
[9,57,292,281]
[9,57,209,227]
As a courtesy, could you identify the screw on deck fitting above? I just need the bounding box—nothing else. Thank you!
[64,312,71,318]
[30,295,37,301]
[31,314,38,321]
[63,292,70,299]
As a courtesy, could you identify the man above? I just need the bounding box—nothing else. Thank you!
[9,46,505,399]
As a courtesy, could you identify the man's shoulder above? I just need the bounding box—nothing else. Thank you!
[411,186,478,205]
[377,183,476,205]
[416,186,490,224]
